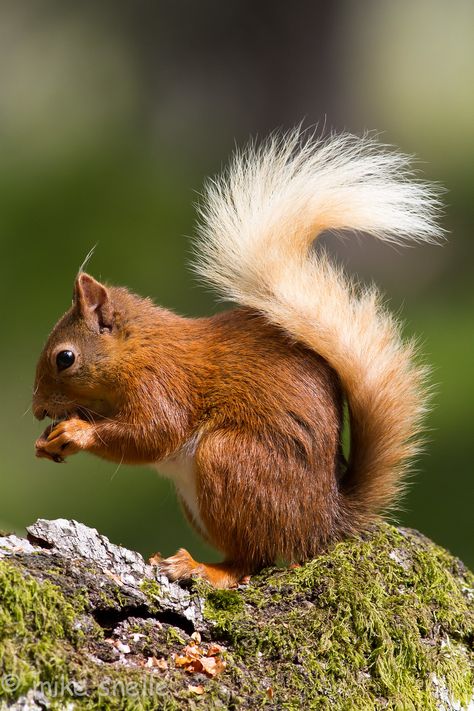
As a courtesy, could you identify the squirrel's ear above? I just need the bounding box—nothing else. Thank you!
[74,273,113,332]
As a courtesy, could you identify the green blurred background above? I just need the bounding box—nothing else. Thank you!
[1,1,473,567]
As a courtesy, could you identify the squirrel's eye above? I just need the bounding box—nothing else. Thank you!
[56,350,75,371]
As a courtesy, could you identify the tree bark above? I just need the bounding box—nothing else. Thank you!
[0,519,472,710]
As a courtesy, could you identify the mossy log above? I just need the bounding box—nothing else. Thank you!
[0,519,472,710]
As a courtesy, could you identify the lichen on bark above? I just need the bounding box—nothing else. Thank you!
[0,520,472,710]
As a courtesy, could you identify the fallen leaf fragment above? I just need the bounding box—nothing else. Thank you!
[182,644,203,659]
[200,656,218,676]
[175,654,194,668]
[200,655,226,677]
[146,656,168,670]
[213,658,226,676]
[188,684,205,695]
[174,641,227,678]
[207,643,225,656]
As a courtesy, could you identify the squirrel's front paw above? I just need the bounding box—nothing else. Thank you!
[35,418,95,462]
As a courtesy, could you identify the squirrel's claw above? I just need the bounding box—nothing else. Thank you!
[35,418,95,462]
[35,445,65,463]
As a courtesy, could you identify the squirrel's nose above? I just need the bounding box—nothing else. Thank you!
[32,403,47,420]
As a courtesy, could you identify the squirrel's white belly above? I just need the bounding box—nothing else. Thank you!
[155,451,207,537]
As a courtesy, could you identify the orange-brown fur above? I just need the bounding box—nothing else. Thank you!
[33,131,443,587]
[35,288,345,580]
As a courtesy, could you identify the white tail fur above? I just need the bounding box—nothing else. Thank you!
[194,130,444,522]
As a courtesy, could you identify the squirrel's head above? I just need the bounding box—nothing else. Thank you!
[32,272,148,423]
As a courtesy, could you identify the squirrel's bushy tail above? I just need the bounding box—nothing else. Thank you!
[194,130,444,526]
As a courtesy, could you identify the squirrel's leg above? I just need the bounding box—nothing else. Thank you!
[187,426,338,584]
[149,550,247,588]
[149,496,249,588]
[153,428,296,588]
[35,418,174,464]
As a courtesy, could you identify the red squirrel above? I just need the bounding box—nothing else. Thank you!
[33,131,443,588]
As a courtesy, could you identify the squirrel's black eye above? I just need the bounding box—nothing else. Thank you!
[56,350,75,371]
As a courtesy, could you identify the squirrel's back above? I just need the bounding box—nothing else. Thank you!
[202,307,344,464]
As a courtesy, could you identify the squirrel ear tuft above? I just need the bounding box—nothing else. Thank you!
[74,272,113,331]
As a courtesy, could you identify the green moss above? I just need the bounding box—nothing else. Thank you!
[139,577,162,613]
[165,626,186,647]
[204,589,245,637]
[0,560,227,710]
[0,560,80,703]
[140,577,161,597]
[202,523,474,710]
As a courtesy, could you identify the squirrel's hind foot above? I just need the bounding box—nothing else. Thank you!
[149,548,249,589]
